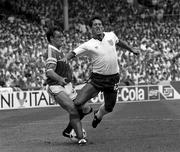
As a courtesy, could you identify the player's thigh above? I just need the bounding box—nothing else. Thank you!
[103,91,117,112]
[47,85,77,113]
[54,92,78,115]
[80,90,99,110]
[74,83,99,105]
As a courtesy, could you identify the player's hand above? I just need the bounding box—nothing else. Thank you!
[60,57,68,64]
[58,77,68,86]
[132,48,140,56]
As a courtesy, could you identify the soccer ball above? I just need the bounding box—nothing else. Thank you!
[69,128,87,142]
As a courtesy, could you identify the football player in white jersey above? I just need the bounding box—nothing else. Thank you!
[62,15,139,134]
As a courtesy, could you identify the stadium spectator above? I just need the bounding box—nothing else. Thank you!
[0,0,180,90]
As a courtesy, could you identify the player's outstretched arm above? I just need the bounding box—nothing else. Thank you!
[66,51,76,60]
[172,53,180,63]
[117,40,139,56]
[61,51,76,63]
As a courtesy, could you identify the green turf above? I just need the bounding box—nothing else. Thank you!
[0,101,180,152]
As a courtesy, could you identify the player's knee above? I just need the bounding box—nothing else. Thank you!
[104,105,114,112]
[68,107,79,116]
[73,100,82,106]
[70,113,80,120]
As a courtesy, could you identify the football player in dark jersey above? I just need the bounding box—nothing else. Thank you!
[45,27,87,145]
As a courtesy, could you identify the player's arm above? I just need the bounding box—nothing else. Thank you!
[46,63,67,86]
[172,53,180,63]
[117,40,139,56]
[66,51,76,60]
[61,51,76,64]
[62,43,87,62]
[45,49,67,86]
[113,31,139,55]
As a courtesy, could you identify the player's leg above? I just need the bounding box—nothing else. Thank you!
[92,90,117,128]
[74,83,99,106]
[53,91,85,142]
[76,89,99,115]
[92,73,119,128]
[63,84,99,137]
[63,103,93,138]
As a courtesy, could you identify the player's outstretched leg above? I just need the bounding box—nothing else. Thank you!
[92,110,102,128]
[92,103,110,128]
[92,90,117,128]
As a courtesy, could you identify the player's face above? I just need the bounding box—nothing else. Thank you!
[91,19,104,36]
[52,31,64,48]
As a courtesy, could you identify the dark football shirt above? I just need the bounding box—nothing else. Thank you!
[45,44,72,85]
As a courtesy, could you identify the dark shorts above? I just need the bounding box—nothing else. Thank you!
[89,73,120,112]
[89,73,119,92]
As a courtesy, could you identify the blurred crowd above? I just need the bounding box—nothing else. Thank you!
[0,0,180,90]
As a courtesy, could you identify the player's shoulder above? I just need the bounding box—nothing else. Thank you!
[104,31,113,34]
[84,38,96,45]
[47,44,63,59]
[48,44,60,53]
[104,31,117,38]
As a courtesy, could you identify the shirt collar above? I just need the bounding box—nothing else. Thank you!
[93,33,105,41]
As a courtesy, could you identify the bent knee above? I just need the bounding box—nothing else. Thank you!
[104,105,114,112]
[70,113,80,119]
[73,100,81,106]
[68,107,79,116]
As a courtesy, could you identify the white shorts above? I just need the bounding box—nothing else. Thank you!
[46,82,77,101]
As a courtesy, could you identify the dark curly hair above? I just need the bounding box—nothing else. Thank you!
[89,15,103,27]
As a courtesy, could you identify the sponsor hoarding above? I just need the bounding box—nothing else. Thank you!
[117,86,149,102]
[1,82,180,110]
[148,86,159,100]
[0,91,57,110]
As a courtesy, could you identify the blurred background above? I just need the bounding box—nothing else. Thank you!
[0,0,179,91]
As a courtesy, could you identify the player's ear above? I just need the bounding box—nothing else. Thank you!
[101,26,104,31]
[88,28,92,35]
[50,36,54,43]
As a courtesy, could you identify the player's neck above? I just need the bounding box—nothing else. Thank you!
[51,43,59,50]
[93,33,104,41]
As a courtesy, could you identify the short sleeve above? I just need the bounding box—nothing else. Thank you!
[112,31,119,44]
[73,42,88,56]
[46,45,57,65]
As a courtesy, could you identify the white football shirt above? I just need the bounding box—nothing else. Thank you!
[73,32,119,75]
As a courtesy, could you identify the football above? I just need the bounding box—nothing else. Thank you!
[69,128,87,142]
